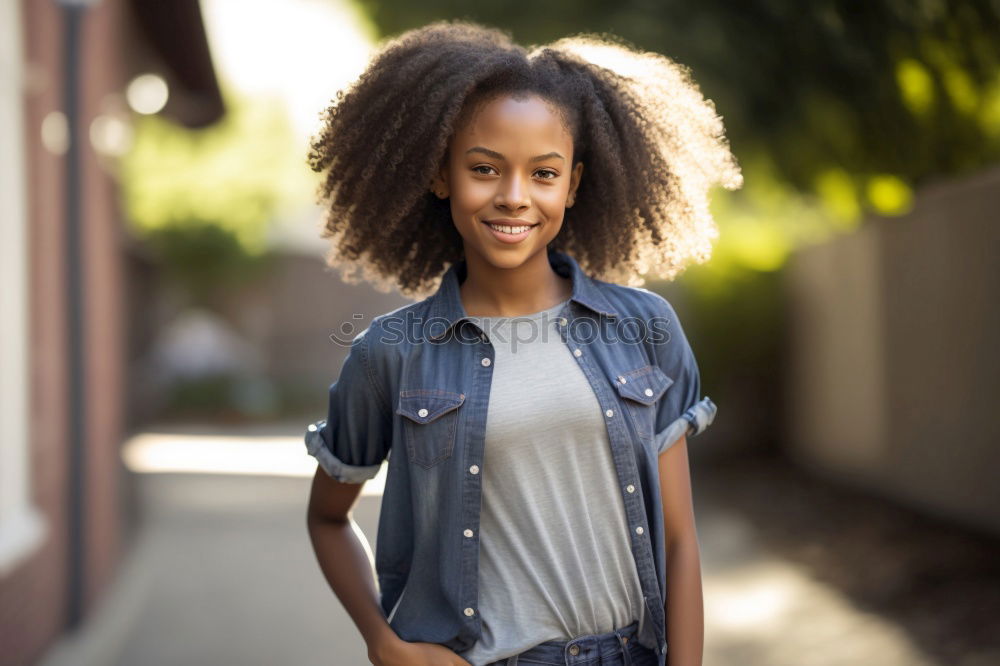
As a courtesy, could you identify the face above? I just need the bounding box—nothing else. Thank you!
[431,94,584,271]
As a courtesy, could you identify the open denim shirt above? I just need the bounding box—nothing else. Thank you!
[305,248,716,664]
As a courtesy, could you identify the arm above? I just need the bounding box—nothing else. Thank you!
[645,294,712,665]
[306,471,400,662]
[304,328,402,662]
[659,432,704,666]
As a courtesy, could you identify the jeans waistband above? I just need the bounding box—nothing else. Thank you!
[494,619,641,665]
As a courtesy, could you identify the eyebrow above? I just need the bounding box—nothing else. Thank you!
[465,146,565,162]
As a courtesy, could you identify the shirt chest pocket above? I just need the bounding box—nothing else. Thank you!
[396,389,466,469]
[613,365,674,442]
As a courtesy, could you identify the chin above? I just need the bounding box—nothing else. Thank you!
[488,244,552,268]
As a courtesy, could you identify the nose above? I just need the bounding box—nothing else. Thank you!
[495,174,530,213]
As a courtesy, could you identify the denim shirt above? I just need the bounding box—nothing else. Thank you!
[304,248,717,664]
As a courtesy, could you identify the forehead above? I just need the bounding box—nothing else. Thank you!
[453,94,572,150]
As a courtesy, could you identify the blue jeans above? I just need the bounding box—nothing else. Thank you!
[484,620,659,665]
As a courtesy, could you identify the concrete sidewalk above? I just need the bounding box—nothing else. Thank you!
[40,471,378,666]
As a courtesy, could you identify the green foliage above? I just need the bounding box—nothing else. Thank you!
[119,83,313,256]
[142,220,277,306]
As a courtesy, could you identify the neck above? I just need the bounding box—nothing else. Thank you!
[459,248,572,317]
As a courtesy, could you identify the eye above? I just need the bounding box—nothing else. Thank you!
[472,165,497,176]
[535,169,558,180]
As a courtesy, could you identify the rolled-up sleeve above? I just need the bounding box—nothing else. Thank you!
[648,296,717,455]
[305,326,392,483]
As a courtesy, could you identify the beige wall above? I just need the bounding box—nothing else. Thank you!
[784,166,1000,534]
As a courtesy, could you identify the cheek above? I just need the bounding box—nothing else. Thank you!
[449,175,494,209]
[537,182,571,210]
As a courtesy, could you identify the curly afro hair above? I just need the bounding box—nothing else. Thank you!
[307,19,742,299]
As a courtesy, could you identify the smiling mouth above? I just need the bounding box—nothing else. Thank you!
[482,220,538,234]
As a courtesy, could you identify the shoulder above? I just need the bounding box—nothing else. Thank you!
[335,302,423,418]
[364,297,433,354]
[354,296,434,390]
[588,276,680,322]
[588,278,693,359]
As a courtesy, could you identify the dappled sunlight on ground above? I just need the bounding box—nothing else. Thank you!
[696,455,1000,666]
[702,548,933,665]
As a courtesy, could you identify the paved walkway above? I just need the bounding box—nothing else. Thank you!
[36,427,1000,666]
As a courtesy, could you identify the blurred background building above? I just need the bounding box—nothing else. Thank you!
[1,0,224,662]
[1,0,998,665]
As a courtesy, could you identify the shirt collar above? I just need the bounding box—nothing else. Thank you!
[427,248,620,341]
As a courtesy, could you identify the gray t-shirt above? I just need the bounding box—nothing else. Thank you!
[456,298,648,666]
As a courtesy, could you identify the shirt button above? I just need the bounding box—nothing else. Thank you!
[626,484,635,493]
[557,317,568,326]
[606,409,614,417]
[469,464,480,474]
[618,375,627,384]
[464,607,475,617]
[635,526,644,535]
[307,422,318,432]
[644,388,654,397]
[481,357,491,367]
[572,348,582,357]
[417,408,428,417]
[463,528,474,538]
[568,645,580,656]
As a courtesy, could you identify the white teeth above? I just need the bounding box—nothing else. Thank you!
[488,223,532,234]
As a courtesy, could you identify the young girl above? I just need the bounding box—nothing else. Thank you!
[304,20,742,666]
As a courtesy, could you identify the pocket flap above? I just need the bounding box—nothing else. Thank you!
[614,365,674,405]
[396,389,465,424]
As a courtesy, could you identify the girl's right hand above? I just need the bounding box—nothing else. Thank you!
[369,636,474,666]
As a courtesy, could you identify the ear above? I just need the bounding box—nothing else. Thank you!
[566,161,584,208]
[429,163,450,199]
